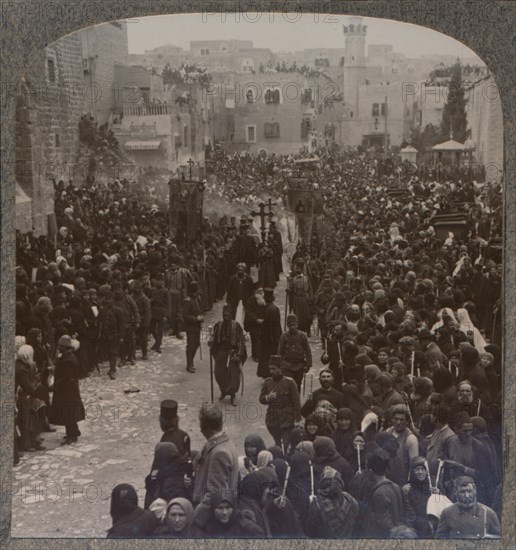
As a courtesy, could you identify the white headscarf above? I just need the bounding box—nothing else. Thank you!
[456,308,487,353]
[430,307,458,333]
[16,344,34,365]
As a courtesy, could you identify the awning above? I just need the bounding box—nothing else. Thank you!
[125,140,161,150]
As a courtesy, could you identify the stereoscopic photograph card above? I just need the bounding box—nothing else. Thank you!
[1,1,514,548]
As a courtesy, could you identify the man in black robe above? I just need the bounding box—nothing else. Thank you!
[244,282,267,361]
[159,399,191,457]
[268,221,283,280]
[287,260,313,334]
[257,288,282,378]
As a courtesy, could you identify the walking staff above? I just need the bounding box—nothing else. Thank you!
[208,325,214,403]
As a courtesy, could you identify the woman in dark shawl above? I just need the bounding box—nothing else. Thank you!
[107,484,157,538]
[262,463,304,538]
[144,442,189,509]
[202,491,265,538]
[238,468,276,537]
[313,436,354,489]
[402,456,433,537]
[238,433,267,479]
[154,498,205,538]
[330,408,356,464]
[286,451,312,527]
[306,466,359,538]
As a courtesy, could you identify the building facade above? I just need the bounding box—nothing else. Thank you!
[15,34,84,234]
[15,21,130,235]
[81,22,129,124]
[465,73,503,182]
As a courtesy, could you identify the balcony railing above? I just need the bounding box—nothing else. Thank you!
[123,103,187,117]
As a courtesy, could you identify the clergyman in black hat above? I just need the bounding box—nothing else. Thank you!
[159,399,191,457]
[256,288,282,379]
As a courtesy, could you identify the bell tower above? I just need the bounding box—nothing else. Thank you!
[342,17,367,120]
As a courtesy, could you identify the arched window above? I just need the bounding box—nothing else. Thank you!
[265,87,281,104]
[246,89,254,103]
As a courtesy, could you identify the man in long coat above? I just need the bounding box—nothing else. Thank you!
[98,291,126,380]
[244,282,267,361]
[257,288,282,378]
[48,335,85,445]
[268,221,283,280]
[209,305,247,406]
[287,260,313,334]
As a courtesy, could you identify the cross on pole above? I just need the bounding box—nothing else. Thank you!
[187,158,194,181]
[250,202,268,243]
[265,198,277,222]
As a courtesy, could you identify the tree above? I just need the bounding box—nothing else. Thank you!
[440,60,468,142]
[410,123,441,153]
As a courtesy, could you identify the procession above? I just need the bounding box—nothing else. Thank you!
[10,14,505,542]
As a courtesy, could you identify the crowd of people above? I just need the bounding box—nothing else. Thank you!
[258,60,336,82]
[162,62,212,88]
[14,143,503,539]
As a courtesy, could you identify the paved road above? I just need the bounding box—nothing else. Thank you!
[11,270,323,538]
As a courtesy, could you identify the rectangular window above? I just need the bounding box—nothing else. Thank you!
[48,59,55,82]
[381,103,386,116]
[372,103,379,117]
[246,125,256,142]
[55,134,59,147]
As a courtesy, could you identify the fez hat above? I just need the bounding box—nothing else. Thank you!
[188,281,198,294]
[264,287,274,299]
[268,355,282,367]
[286,314,298,325]
[160,400,178,421]
[58,335,74,349]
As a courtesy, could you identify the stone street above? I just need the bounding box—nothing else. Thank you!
[11,271,322,538]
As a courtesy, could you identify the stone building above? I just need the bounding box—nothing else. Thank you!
[15,21,130,235]
[15,33,84,234]
[340,17,424,148]
[81,22,129,124]
[223,72,345,155]
[112,81,213,172]
[464,73,503,182]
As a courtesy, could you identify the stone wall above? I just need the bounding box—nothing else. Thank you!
[81,22,129,125]
[15,33,84,236]
[465,74,503,182]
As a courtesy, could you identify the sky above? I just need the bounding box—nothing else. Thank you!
[125,13,482,62]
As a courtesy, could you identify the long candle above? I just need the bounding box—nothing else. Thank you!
[410,351,415,377]
[424,459,433,490]
[309,461,315,501]
[282,465,291,499]
[357,446,362,474]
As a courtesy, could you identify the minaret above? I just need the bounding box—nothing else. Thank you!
[342,16,367,119]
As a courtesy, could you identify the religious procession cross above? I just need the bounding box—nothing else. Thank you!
[187,158,194,181]
[250,198,276,242]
